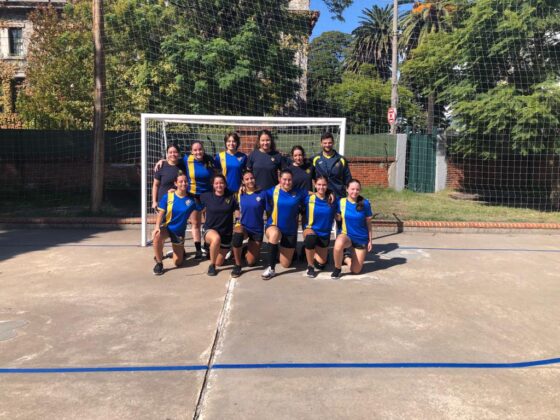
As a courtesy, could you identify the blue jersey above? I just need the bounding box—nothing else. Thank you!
[157,192,197,235]
[304,194,336,239]
[215,151,247,192]
[239,190,267,235]
[337,197,373,245]
[183,154,213,195]
[266,186,307,236]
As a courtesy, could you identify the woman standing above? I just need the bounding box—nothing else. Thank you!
[214,132,247,192]
[261,169,308,280]
[246,129,284,191]
[199,175,241,277]
[283,145,314,192]
[152,172,198,275]
[151,144,184,210]
[302,176,336,278]
[231,170,268,276]
[331,179,373,279]
[183,141,216,259]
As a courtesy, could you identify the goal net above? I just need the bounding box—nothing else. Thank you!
[141,114,346,246]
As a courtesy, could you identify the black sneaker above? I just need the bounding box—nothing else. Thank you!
[194,250,203,260]
[331,268,342,279]
[314,260,326,271]
[306,266,315,278]
[207,264,217,276]
[231,265,242,278]
[153,262,164,276]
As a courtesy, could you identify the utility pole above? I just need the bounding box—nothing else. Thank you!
[91,0,106,213]
[390,0,399,134]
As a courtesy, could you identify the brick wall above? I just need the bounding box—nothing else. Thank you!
[348,157,393,187]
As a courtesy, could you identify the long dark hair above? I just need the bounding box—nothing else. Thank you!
[191,140,215,169]
[314,175,333,200]
[347,179,365,211]
[254,129,276,152]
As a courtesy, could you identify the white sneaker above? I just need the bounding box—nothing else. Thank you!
[261,266,275,280]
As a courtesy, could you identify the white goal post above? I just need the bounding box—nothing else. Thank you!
[141,114,347,246]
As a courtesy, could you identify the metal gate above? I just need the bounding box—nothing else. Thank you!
[406,133,436,193]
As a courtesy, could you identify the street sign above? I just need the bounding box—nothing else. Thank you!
[387,107,397,125]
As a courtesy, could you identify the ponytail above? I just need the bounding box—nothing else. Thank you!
[356,195,365,212]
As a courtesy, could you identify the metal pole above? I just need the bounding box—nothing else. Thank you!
[91,0,106,213]
[390,0,399,134]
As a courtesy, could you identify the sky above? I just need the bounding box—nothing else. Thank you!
[309,0,410,40]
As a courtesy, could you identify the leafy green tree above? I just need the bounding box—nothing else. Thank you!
[402,0,560,158]
[18,3,93,129]
[307,31,352,115]
[345,5,393,81]
[327,64,422,133]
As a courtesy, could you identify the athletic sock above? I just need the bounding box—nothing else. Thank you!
[268,244,279,270]
[195,242,202,252]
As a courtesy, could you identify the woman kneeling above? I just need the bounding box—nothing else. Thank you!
[331,179,373,279]
[302,177,336,278]
[262,170,307,280]
[200,175,241,276]
[152,172,197,275]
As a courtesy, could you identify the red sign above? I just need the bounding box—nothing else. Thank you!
[387,107,397,125]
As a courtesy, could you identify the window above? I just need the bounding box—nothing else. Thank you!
[9,28,24,56]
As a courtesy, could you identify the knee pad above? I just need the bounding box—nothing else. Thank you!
[232,232,244,248]
[303,234,318,250]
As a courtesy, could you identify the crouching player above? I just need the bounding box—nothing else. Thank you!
[152,171,197,275]
[331,179,373,279]
[302,176,336,278]
[231,170,267,277]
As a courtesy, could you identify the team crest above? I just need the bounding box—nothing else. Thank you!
[271,157,275,162]
[305,169,311,174]
[186,199,192,205]
[237,157,244,162]
[225,198,231,204]
[256,196,262,202]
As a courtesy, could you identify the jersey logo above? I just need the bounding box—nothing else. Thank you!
[186,199,192,205]
[305,169,311,174]
[318,161,324,164]
[237,156,244,162]
[225,198,231,204]
[271,157,275,162]
[256,196,262,202]
[335,162,340,168]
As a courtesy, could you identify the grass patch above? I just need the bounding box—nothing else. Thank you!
[362,187,560,223]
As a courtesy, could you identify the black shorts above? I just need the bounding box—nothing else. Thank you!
[162,227,185,245]
[351,241,367,250]
[316,236,331,248]
[280,234,297,249]
[246,230,264,243]
[203,229,232,249]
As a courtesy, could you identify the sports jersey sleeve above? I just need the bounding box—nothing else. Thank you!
[265,187,274,214]
[214,154,222,172]
[364,199,373,217]
[157,194,168,212]
[246,153,254,170]
[335,198,341,215]
[341,157,352,186]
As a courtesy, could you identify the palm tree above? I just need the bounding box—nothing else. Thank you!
[400,1,458,56]
[345,5,393,81]
[400,1,460,132]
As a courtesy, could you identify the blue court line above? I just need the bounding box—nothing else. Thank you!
[395,246,560,253]
[2,358,559,374]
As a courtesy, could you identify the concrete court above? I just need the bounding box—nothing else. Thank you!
[0,228,559,419]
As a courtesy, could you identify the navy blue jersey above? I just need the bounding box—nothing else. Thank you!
[283,160,314,192]
[312,150,352,198]
[154,161,185,202]
[238,190,267,235]
[337,197,373,245]
[214,151,247,192]
[200,191,239,237]
[304,194,336,239]
[157,192,197,235]
[246,149,283,190]
[266,186,307,236]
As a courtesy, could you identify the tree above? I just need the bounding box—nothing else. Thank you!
[402,0,560,158]
[345,5,394,81]
[307,31,352,115]
[327,64,422,133]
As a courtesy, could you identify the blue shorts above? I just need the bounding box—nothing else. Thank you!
[162,227,185,245]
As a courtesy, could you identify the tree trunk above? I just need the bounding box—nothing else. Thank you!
[426,92,435,134]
